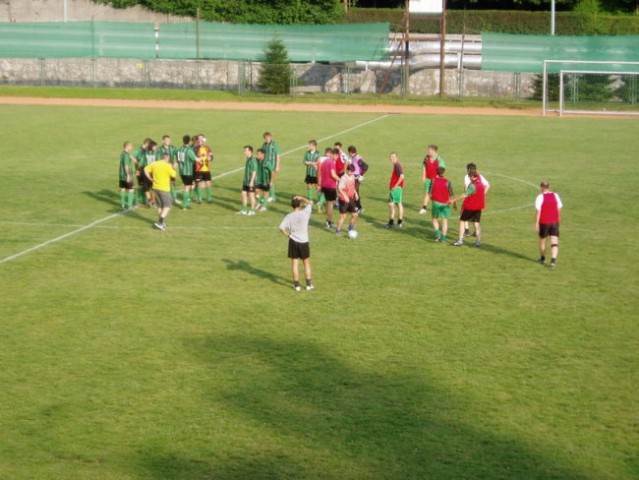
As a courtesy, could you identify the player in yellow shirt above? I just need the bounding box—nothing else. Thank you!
[144,153,177,231]
[194,134,213,204]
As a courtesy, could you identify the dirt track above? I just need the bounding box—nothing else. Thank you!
[0,96,544,117]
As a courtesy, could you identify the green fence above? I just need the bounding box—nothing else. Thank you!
[482,33,639,73]
[0,21,390,62]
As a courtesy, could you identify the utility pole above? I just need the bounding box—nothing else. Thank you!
[551,0,556,35]
[439,0,447,97]
[403,0,410,98]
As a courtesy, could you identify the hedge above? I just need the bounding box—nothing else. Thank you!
[343,9,639,35]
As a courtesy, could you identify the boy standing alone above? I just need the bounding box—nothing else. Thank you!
[279,196,314,292]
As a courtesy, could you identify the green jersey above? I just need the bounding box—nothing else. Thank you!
[243,156,259,186]
[119,151,134,181]
[177,145,197,176]
[303,150,320,177]
[141,149,157,169]
[261,140,280,171]
[131,145,146,170]
[256,160,270,185]
[157,145,178,164]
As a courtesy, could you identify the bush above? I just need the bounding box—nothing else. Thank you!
[343,8,639,35]
[258,39,292,95]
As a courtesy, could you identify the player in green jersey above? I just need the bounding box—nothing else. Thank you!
[261,131,281,202]
[303,140,320,202]
[177,135,197,210]
[131,138,151,205]
[240,145,259,215]
[157,135,179,203]
[118,141,135,210]
[255,148,270,212]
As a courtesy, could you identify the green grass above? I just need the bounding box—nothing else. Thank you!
[0,85,539,109]
[0,103,637,480]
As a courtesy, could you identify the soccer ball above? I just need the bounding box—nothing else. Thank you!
[348,229,358,239]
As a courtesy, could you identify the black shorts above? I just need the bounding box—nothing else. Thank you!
[195,171,211,182]
[180,175,194,186]
[339,198,358,214]
[305,175,318,185]
[288,239,310,260]
[242,184,256,193]
[321,188,337,202]
[119,179,134,190]
[140,175,152,191]
[460,209,482,222]
[257,184,270,193]
[539,223,560,238]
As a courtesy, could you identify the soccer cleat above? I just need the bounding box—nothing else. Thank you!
[267,197,276,203]
[384,223,394,229]
[154,222,166,231]
[325,221,334,229]
[306,285,314,291]
[397,223,404,229]
[474,241,482,247]
[419,208,427,215]
[174,198,182,205]
[463,228,471,237]
[247,210,256,216]
[258,205,267,212]
[550,260,557,268]
[453,239,464,246]
[294,285,301,292]
[238,210,248,215]
[335,229,342,236]
[537,257,545,265]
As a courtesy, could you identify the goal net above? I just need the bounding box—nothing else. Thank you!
[542,60,639,116]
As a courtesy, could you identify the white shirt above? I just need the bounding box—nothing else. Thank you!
[279,204,312,243]
[464,173,490,190]
[535,192,563,211]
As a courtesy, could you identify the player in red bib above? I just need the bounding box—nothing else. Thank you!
[535,181,563,267]
[420,145,445,214]
[452,170,486,247]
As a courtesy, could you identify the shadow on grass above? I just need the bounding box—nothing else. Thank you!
[222,258,290,287]
[83,190,155,225]
[136,335,588,480]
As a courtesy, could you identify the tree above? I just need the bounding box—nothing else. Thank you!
[258,39,292,94]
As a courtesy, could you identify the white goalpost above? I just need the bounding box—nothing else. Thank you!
[542,60,639,116]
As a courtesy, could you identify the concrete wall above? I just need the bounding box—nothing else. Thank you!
[0,57,536,98]
[0,0,190,23]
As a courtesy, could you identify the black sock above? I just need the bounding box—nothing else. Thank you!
[294,281,300,287]
[398,219,403,225]
[306,279,312,286]
[540,255,545,261]
[388,219,394,225]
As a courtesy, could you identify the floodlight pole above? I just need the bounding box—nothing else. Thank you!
[439,0,447,97]
[403,0,410,98]
[63,0,68,22]
[551,0,556,35]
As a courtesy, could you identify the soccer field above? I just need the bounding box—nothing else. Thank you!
[0,104,638,480]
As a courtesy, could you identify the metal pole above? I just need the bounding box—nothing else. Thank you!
[196,8,200,61]
[64,0,68,22]
[403,0,410,98]
[551,0,556,35]
[559,69,564,116]
[542,60,548,116]
[439,0,447,97]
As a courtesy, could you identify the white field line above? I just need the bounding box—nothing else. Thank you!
[0,114,390,266]
[0,213,120,265]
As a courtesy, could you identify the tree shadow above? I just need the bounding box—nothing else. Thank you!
[222,258,290,287]
[134,335,588,480]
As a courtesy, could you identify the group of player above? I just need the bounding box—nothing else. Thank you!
[119,131,562,267]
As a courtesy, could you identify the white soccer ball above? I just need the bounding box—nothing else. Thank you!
[348,229,358,239]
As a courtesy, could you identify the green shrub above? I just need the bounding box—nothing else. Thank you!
[258,39,292,95]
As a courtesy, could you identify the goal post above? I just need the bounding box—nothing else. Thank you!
[558,69,639,117]
[542,60,639,116]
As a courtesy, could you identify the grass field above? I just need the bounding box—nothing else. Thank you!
[0,102,638,480]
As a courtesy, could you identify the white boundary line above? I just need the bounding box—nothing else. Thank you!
[0,213,120,266]
[0,114,390,266]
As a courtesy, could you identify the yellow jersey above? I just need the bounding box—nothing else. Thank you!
[145,161,176,192]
